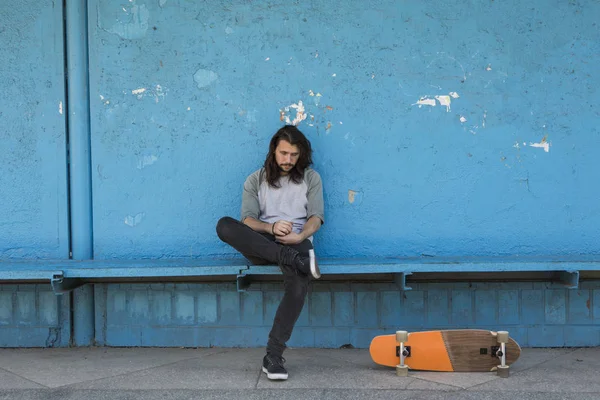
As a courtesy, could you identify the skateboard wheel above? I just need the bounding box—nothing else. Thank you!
[497,365,510,378]
[396,365,409,377]
[396,331,408,343]
[496,331,509,343]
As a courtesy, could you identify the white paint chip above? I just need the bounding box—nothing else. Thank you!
[460,116,467,123]
[125,213,145,227]
[348,190,357,204]
[59,102,63,115]
[413,97,436,107]
[132,88,146,95]
[530,136,550,152]
[280,101,306,126]
[265,57,270,61]
[435,95,452,112]
[413,92,458,111]
[332,73,336,77]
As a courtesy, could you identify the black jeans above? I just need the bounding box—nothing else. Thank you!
[216,216,312,357]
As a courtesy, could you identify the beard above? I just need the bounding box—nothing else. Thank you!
[278,163,294,173]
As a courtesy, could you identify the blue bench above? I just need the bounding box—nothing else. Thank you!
[1,255,598,294]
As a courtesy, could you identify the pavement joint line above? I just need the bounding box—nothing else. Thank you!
[465,348,581,391]
[0,366,49,389]
[408,376,465,390]
[53,348,235,389]
[254,366,262,388]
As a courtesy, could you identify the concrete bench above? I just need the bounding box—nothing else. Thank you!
[1,255,598,294]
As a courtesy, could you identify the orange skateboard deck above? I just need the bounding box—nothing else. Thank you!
[370,329,521,372]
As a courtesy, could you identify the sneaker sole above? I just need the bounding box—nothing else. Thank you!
[262,366,288,380]
[309,249,321,279]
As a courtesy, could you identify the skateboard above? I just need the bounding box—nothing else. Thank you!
[369,329,521,378]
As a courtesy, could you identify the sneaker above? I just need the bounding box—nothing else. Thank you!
[278,246,321,279]
[262,354,288,380]
[295,249,320,279]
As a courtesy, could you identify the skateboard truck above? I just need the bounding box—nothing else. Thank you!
[495,331,510,378]
[395,330,409,377]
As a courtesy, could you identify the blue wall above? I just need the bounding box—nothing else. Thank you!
[1,0,599,348]
[87,0,600,259]
[0,1,69,259]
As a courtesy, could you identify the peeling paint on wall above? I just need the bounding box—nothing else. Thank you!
[530,136,550,152]
[348,190,357,204]
[97,1,150,40]
[412,92,459,112]
[130,85,166,102]
[436,95,451,112]
[124,213,145,227]
[413,97,436,107]
[137,154,158,169]
[194,69,218,88]
[280,101,306,126]
[308,90,322,105]
[348,189,362,204]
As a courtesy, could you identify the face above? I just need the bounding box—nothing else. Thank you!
[274,139,300,175]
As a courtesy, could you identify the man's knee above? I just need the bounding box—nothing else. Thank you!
[216,216,237,242]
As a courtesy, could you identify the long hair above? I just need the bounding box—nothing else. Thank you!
[263,125,313,188]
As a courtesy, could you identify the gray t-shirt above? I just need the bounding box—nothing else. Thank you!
[241,168,324,240]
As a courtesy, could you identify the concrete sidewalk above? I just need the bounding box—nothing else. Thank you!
[0,346,598,399]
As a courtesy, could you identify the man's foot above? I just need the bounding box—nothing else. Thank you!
[278,246,321,279]
[262,354,288,380]
[298,249,321,279]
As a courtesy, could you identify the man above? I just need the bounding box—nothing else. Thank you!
[216,125,324,381]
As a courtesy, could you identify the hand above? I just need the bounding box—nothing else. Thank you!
[272,220,293,236]
[275,232,304,245]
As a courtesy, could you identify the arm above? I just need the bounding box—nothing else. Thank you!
[243,216,275,234]
[275,215,322,245]
[240,170,262,226]
[299,215,322,241]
